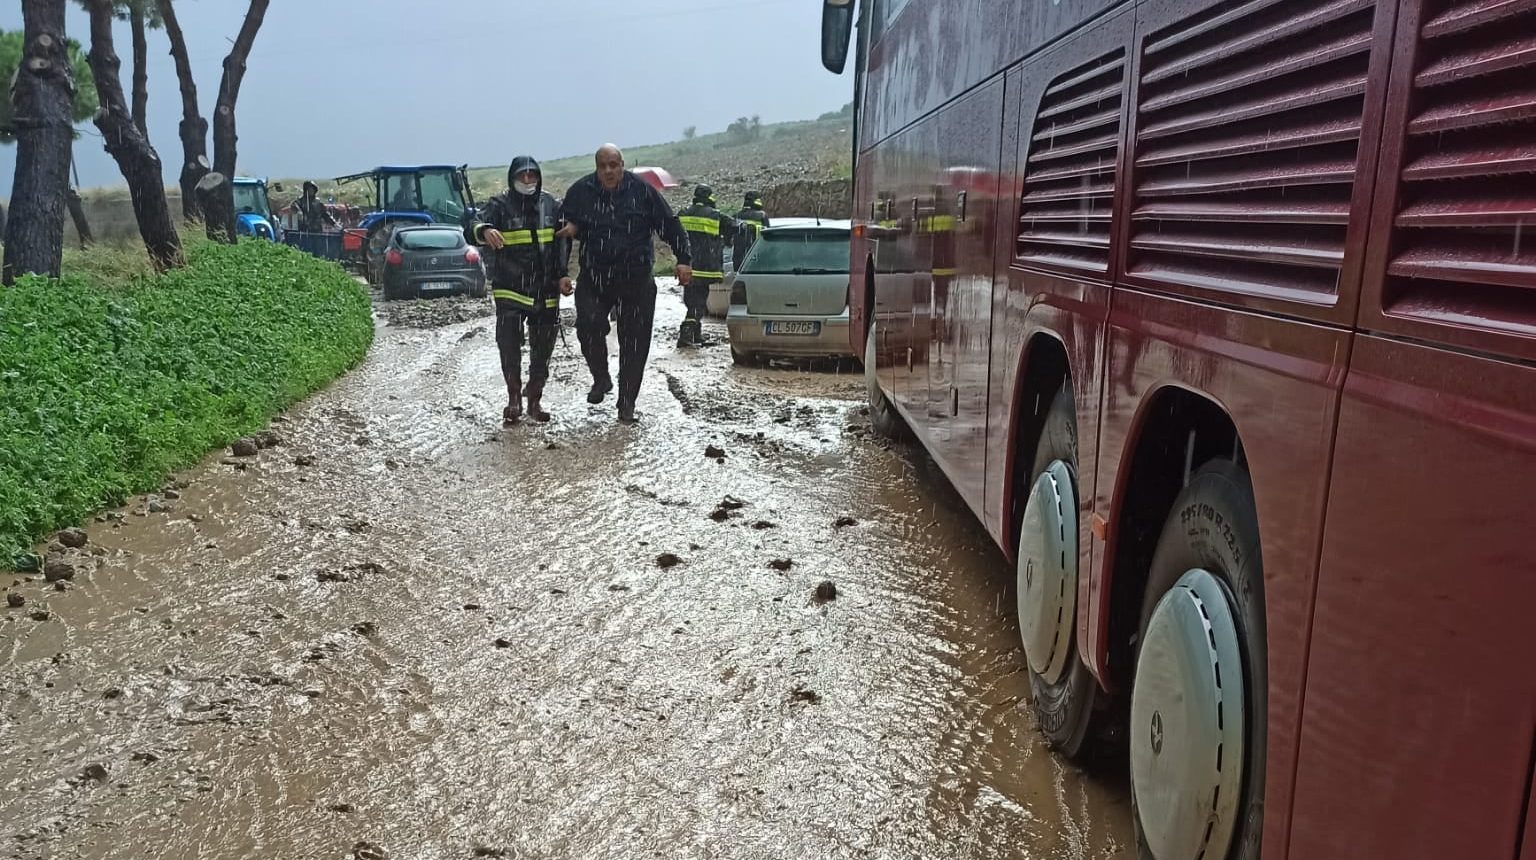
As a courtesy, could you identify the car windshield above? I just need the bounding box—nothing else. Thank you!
[398,229,463,250]
[741,229,850,274]
[232,183,269,218]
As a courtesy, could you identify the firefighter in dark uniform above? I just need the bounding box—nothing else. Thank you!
[467,155,572,424]
[557,144,691,425]
[293,181,339,232]
[674,184,735,347]
[732,190,770,268]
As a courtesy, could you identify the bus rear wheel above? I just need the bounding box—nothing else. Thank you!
[864,321,907,439]
[1131,458,1266,860]
[1016,381,1102,759]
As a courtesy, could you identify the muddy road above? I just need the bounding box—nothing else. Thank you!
[1,283,1131,859]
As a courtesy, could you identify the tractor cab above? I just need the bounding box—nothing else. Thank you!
[232,177,281,241]
[337,165,476,285]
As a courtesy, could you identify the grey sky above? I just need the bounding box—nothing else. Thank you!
[0,0,849,196]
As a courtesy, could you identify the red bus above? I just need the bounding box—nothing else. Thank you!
[820,0,1536,857]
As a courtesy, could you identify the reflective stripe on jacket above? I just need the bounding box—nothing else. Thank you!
[677,203,735,281]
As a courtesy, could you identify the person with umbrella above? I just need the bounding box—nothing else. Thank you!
[557,144,692,424]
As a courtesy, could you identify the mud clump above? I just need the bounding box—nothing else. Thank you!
[788,687,821,706]
[57,527,88,549]
[6,592,24,608]
[254,430,284,449]
[769,559,794,572]
[317,563,383,584]
[327,802,355,814]
[80,763,109,782]
[752,520,777,530]
[43,559,77,583]
[351,621,378,638]
[231,438,260,457]
[834,516,858,529]
[710,495,747,521]
[473,848,507,858]
[656,553,683,570]
[384,295,492,329]
[352,841,389,860]
[293,454,318,467]
[29,609,51,621]
[813,580,838,603]
[494,638,512,649]
[704,444,726,459]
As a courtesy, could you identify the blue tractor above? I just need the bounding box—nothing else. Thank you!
[232,177,282,241]
[335,165,476,286]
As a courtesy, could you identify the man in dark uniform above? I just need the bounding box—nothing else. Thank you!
[293,181,339,232]
[674,184,735,347]
[558,144,691,425]
[467,155,572,424]
[732,190,770,269]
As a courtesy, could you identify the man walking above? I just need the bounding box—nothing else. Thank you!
[732,190,770,269]
[292,181,339,232]
[558,144,691,424]
[467,156,572,424]
[674,184,735,347]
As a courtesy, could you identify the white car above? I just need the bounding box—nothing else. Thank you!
[725,219,854,364]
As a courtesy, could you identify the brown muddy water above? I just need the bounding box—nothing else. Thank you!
[1,283,1131,859]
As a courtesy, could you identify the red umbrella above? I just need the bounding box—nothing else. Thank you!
[631,166,678,191]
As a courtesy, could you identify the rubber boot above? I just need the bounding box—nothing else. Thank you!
[524,381,550,423]
[587,376,613,404]
[677,319,700,349]
[503,373,523,424]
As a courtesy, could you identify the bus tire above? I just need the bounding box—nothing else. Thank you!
[1018,381,1102,760]
[864,321,907,440]
[1130,458,1266,860]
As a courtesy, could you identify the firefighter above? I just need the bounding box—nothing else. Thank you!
[732,190,770,268]
[674,184,735,347]
[557,144,692,425]
[467,155,573,424]
[293,181,339,232]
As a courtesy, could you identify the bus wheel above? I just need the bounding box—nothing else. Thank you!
[1131,458,1266,860]
[864,321,907,439]
[1016,382,1101,759]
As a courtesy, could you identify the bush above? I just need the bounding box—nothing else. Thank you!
[0,238,373,560]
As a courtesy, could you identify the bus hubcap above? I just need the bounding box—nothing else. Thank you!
[1016,460,1077,683]
[1131,569,1246,860]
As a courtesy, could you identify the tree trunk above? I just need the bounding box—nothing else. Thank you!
[195,172,235,243]
[158,0,209,222]
[129,1,149,136]
[2,0,74,285]
[211,0,269,180]
[86,0,183,271]
[65,188,94,249]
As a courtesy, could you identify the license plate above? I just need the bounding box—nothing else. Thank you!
[766,320,821,336]
[419,282,455,292]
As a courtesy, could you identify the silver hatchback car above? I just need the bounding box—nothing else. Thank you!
[725,220,853,364]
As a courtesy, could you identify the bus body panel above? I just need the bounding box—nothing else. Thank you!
[1289,336,1536,859]
[860,0,1123,150]
[1095,286,1349,858]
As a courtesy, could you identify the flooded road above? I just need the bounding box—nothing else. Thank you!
[1,283,1132,859]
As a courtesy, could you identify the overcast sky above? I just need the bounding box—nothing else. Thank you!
[0,0,849,195]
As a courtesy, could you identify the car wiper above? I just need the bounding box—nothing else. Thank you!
[790,267,845,275]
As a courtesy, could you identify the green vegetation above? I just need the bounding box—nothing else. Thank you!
[0,238,373,560]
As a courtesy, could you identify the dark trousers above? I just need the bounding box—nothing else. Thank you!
[575,267,656,409]
[495,299,558,395]
[682,278,715,322]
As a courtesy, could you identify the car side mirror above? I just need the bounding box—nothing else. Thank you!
[821,0,855,74]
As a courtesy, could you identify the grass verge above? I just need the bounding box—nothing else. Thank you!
[0,238,373,562]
